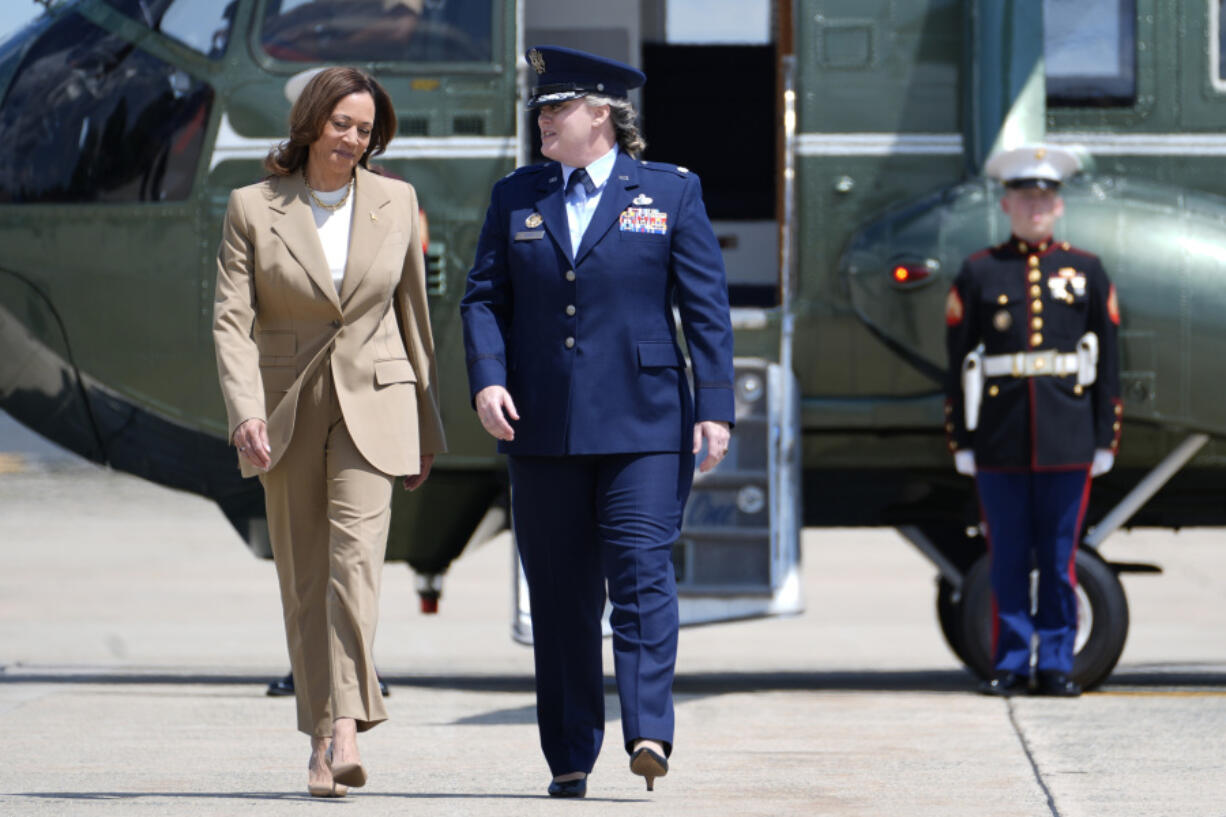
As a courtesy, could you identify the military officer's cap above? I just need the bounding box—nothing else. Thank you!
[524,45,646,110]
[985,144,1081,190]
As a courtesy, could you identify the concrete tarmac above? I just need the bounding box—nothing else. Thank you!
[1,455,1225,816]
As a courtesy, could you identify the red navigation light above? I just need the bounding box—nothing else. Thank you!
[890,263,931,286]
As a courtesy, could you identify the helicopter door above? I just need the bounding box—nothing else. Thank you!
[641,3,800,622]
[511,0,802,643]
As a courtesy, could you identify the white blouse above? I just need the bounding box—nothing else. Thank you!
[307,182,354,292]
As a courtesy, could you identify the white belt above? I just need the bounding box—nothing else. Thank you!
[982,350,1079,378]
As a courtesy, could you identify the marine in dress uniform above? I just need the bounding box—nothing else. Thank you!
[460,46,735,795]
[945,145,1122,697]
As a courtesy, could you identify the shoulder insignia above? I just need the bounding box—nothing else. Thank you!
[639,161,692,178]
[945,286,964,326]
[503,161,550,179]
[1107,284,1121,325]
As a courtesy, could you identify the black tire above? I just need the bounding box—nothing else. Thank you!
[935,578,973,668]
[957,548,1129,690]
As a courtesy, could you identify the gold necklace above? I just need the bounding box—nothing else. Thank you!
[303,171,353,211]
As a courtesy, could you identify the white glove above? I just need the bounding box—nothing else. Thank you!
[1091,449,1115,477]
[954,449,976,476]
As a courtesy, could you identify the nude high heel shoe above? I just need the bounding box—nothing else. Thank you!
[308,779,349,798]
[326,745,368,788]
[308,746,348,797]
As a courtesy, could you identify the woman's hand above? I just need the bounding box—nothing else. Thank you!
[475,385,519,441]
[233,418,272,471]
[403,454,434,491]
[693,421,731,473]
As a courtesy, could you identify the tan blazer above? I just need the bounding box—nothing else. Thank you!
[213,166,446,478]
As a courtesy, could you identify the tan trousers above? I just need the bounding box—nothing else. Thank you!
[261,362,393,737]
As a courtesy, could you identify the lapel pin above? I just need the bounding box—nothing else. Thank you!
[525,212,543,228]
[370,211,378,222]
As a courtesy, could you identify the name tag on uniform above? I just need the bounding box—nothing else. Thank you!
[620,207,668,235]
[514,230,545,241]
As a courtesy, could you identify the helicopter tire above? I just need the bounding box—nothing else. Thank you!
[957,548,1129,690]
[935,578,973,668]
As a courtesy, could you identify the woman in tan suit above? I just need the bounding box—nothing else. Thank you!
[213,67,445,797]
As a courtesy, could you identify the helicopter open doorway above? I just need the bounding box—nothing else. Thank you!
[511,0,801,642]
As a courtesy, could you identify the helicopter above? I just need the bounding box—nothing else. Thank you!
[2,0,1225,690]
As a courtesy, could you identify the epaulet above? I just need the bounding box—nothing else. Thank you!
[966,247,993,262]
[638,160,692,178]
[501,161,551,180]
[1057,241,1098,259]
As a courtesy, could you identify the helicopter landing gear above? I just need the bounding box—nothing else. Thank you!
[955,548,1129,691]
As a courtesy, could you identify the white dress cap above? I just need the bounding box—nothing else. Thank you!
[984,144,1081,186]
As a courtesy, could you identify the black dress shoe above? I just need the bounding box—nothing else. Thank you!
[547,777,587,798]
[266,671,295,697]
[979,671,1029,696]
[1035,671,1082,697]
[267,672,390,698]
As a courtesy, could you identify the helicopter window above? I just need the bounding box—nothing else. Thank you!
[103,0,235,59]
[0,13,214,204]
[260,0,494,64]
[1044,0,1137,107]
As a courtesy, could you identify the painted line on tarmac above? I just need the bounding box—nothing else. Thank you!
[0,452,26,474]
[1095,689,1226,698]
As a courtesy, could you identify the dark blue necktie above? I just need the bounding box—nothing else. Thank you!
[566,167,596,197]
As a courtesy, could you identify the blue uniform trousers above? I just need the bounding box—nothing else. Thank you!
[976,468,1092,675]
[508,451,692,776]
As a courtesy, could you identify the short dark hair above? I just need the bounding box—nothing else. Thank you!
[265,67,396,177]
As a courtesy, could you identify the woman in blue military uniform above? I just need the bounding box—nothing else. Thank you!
[460,46,735,795]
[945,145,1122,697]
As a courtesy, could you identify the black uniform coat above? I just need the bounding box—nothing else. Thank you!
[945,236,1122,470]
[460,150,735,455]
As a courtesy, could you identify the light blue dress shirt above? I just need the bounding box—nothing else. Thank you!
[561,145,618,255]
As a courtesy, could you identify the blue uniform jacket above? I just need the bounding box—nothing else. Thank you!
[460,150,735,456]
[944,237,1122,470]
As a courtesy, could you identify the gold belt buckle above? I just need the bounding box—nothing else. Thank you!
[1011,353,1023,377]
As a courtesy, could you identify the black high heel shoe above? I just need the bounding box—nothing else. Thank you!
[629,746,668,791]
[547,775,587,798]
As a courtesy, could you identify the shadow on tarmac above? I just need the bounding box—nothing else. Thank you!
[10,791,639,803]
[3,666,1224,692]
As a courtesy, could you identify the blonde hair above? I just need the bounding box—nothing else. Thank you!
[585,95,646,158]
